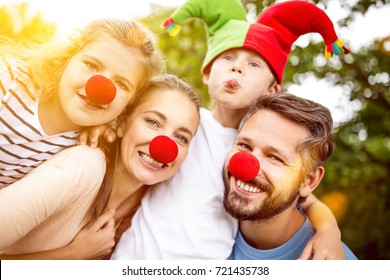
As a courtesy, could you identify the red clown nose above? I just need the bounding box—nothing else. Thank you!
[149,135,178,164]
[228,151,260,181]
[85,75,116,105]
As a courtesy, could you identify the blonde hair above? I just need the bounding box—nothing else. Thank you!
[0,18,164,101]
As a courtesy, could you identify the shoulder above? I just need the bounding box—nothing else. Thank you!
[58,144,105,158]
[0,57,30,81]
[41,145,107,184]
[52,145,106,168]
[48,145,107,193]
[342,242,358,260]
[199,107,211,119]
[0,57,36,100]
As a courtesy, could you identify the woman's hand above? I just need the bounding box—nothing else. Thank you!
[65,209,116,259]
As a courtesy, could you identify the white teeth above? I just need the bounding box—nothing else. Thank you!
[236,179,261,193]
[140,153,164,168]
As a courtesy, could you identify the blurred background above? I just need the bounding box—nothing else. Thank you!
[1,0,388,259]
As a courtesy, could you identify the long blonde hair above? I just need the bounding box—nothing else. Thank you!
[0,18,164,101]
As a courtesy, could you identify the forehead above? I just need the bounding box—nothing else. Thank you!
[132,88,199,132]
[239,110,308,146]
[137,88,188,107]
[79,37,146,79]
[220,48,266,61]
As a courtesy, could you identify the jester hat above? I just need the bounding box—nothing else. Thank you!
[162,0,349,84]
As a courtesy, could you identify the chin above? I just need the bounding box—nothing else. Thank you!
[142,177,164,186]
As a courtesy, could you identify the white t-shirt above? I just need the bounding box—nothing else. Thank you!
[112,108,238,259]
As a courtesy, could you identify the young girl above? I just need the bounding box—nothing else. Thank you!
[0,74,200,259]
[0,18,164,188]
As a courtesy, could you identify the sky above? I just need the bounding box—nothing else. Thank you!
[1,0,389,125]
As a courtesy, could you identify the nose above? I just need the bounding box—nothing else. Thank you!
[85,75,116,105]
[228,151,260,181]
[231,61,243,74]
[149,135,178,164]
[231,66,242,74]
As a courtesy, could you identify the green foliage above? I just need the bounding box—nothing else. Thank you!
[147,0,390,259]
[138,5,210,108]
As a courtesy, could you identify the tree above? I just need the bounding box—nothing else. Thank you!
[144,0,390,259]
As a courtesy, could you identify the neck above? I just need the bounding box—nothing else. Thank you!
[106,158,145,222]
[211,104,248,129]
[239,206,305,250]
[38,95,81,135]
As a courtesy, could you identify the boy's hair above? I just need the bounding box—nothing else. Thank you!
[239,92,334,174]
[0,18,164,100]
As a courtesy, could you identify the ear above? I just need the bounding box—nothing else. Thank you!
[202,71,210,85]
[116,120,126,138]
[268,83,281,94]
[299,166,325,198]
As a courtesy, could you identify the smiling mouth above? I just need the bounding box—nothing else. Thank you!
[78,94,104,110]
[139,152,167,169]
[236,179,262,193]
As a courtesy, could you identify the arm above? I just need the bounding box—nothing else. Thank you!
[0,210,116,260]
[0,160,74,249]
[0,146,108,259]
[299,193,344,260]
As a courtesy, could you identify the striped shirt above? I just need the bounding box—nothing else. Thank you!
[0,57,79,188]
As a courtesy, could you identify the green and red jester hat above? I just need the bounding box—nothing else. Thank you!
[162,0,350,84]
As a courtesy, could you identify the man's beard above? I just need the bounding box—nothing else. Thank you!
[222,168,299,222]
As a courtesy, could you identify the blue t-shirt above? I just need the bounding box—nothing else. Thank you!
[228,215,358,260]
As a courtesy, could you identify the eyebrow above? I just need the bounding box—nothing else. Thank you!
[146,110,194,137]
[84,55,134,90]
[236,136,253,145]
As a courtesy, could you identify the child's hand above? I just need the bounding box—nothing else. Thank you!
[78,125,116,148]
[298,227,344,260]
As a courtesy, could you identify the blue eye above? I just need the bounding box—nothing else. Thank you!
[248,62,260,68]
[175,134,189,145]
[146,118,160,128]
